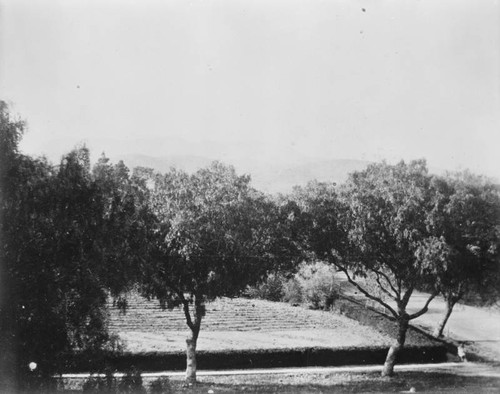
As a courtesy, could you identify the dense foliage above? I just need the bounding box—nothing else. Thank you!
[2,101,499,386]
[0,103,150,390]
[425,172,500,336]
[297,161,441,376]
[247,261,339,310]
[135,162,303,383]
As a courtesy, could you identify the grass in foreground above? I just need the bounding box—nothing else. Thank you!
[171,370,500,393]
[60,366,500,393]
[162,373,498,393]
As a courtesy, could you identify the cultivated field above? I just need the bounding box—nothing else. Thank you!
[108,293,438,353]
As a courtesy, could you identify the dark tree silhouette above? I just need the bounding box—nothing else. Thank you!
[1,103,149,390]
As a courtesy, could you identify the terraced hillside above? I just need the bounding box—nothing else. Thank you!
[109,293,366,332]
[107,293,437,354]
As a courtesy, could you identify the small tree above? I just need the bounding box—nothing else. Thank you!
[138,162,301,384]
[426,172,500,337]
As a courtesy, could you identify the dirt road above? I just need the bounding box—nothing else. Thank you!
[335,273,500,361]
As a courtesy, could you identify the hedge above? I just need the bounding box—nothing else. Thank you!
[62,345,447,373]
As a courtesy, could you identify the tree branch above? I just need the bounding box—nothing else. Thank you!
[336,264,399,319]
[179,292,195,331]
[371,266,399,298]
[401,284,414,309]
[376,253,399,280]
[408,291,438,320]
[193,293,204,334]
[374,274,397,302]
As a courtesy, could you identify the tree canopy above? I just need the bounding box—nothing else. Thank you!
[426,171,500,336]
[138,162,302,383]
[3,99,499,384]
[1,102,149,389]
[299,160,441,376]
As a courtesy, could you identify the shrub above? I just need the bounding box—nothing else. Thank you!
[282,278,303,305]
[82,375,104,393]
[279,261,340,310]
[82,369,116,393]
[20,371,60,394]
[82,367,146,393]
[295,262,339,310]
[150,377,173,393]
[118,367,145,393]
[245,273,286,301]
[246,262,339,310]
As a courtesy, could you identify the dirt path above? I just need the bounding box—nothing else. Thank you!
[61,361,499,378]
[335,273,500,361]
[407,291,500,361]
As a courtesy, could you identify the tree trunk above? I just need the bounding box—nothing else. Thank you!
[381,316,408,377]
[433,297,457,338]
[183,296,204,385]
[185,328,199,385]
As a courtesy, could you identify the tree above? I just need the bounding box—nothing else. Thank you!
[138,162,301,384]
[2,146,120,386]
[301,161,440,377]
[290,180,346,263]
[341,161,442,376]
[426,172,500,337]
[92,154,155,298]
[1,101,148,390]
[36,149,151,366]
[1,100,28,390]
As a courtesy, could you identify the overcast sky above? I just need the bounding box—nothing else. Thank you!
[1,0,499,179]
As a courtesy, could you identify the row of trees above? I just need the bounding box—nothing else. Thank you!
[0,102,303,389]
[294,162,500,375]
[1,101,499,388]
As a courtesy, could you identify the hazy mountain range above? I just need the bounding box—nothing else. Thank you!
[112,153,370,194]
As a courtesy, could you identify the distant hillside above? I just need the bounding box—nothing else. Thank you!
[254,159,370,193]
[114,153,214,174]
[113,154,370,194]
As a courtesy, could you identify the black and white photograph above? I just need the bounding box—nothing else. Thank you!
[1,0,499,392]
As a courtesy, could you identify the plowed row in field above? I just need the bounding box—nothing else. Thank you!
[109,293,371,332]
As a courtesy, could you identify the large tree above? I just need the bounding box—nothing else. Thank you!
[1,147,97,388]
[1,102,148,390]
[426,172,500,337]
[1,101,31,390]
[340,160,442,376]
[301,161,440,377]
[138,162,301,384]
